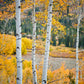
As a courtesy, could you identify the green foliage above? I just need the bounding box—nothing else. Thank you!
[0,19,16,35]
[35,7,40,12]
[28,10,32,16]
[68,72,75,84]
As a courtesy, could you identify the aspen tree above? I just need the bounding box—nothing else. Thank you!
[76,6,84,84]
[76,12,81,84]
[76,0,84,83]
[32,0,37,84]
[42,0,53,84]
[16,0,22,84]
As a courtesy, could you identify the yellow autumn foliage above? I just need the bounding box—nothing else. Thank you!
[22,60,32,84]
[0,55,82,84]
[0,34,16,55]
[0,56,33,84]
[47,63,70,84]
[22,38,32,49]
[0,56,16,84]
[0,34,32,55]
[22,41,27,55]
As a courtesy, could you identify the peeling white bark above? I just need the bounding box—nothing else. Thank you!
[42,0,53,84]
[76,12,81,84]
[16,0,22,84]
[32,0,37,84]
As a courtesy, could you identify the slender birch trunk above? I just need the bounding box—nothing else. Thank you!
[76,12,81,84]
[16,0,22,84]
[42,0,53,84]
[32,0,37,84]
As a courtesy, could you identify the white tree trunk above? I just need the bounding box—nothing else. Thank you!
[76,13,81,84]
[16,0,22,84]
[42,0,53,84]
[32,0,37,84]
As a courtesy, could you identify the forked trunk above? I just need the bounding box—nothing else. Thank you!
[42,0,53,84]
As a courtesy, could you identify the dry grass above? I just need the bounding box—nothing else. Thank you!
[35,40,84,58]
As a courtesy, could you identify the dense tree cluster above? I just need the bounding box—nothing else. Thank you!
[0,0,84,84]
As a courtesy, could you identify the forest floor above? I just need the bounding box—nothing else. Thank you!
[22,40,84,70]
[22,52,77,71]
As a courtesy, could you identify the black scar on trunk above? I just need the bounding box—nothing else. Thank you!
[18,6,21,8]
[16,77,20,80]
[43,80,46,83]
